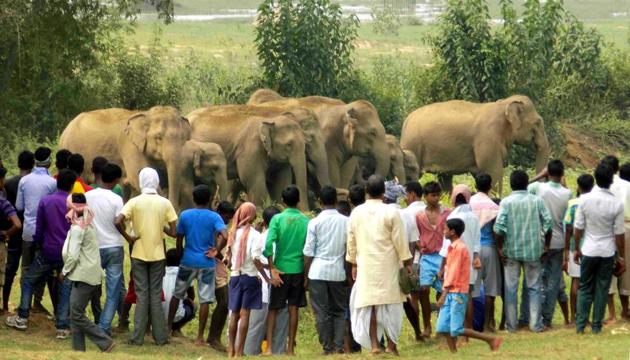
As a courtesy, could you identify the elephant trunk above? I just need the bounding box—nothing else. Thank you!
[308,143,331,189]
[372,140,392,179]
[291,152,310,212]
[391,152,406,182]
[215,166,230,202]
[533,124,550,174]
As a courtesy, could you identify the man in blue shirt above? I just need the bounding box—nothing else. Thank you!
[167,185,228,345]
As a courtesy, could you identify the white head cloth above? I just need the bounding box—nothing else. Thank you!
[138,167,159,194]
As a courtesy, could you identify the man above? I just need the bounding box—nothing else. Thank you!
[55,149,72,175]
[263,185,309,356]
[574,162,626,334]
[2,150,33,313]
[347,175,413,355]
[303,185,349,355]
[86,163,125,334]
[68,153,93,194]
[348,184,366,209]
[494,170,552,333]
[7,170,77,339]
[115,167,178,346]
[89,157,124,198]
[15,146,57,314]
[0,167,22,311]
[528,160,572,328]
[470,173,502,332]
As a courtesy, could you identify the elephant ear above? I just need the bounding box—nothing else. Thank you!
[125,113,149,152]
[343,108,359,150]
[259,121,276,155]
[505,100,525,137]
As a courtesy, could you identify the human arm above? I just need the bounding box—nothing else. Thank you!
[563,224,573,272]
[392,212,413,274]
[33,199,46,246]
[263,219,282,286]
[493,205,507,264]
[211,229,228,260]
[614,207,626,272]
[163,221,177,238]
[473,221,481,269]
[16,180,25,212]
[573,204,586,264]
[302,220,317,287]
[540,199,553,254]
[114,214,138,244]
[1,202,21,241]
[175,234,184,259]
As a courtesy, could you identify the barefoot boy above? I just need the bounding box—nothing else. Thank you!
[437,218,503,353]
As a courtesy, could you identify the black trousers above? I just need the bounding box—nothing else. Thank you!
[309,280,348,353]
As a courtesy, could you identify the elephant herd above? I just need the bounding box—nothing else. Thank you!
[59,90,550,211]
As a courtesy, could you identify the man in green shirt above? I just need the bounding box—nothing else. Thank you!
[263,185,309,356]
[90,157,124,198]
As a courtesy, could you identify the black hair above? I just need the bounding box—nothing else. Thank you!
[34,147,52,162]
[594,162,614,189]
[423,181,442,195]
[475,173,492,193]
[193,184,211,206]
[446,218,465,237]
[0,167,7,179]
[366,174,385,197]
[336,200,351,216]
[91,156,108,175]
[509,170,529,191]
[576,174,594,194]
[454,193,468,206]
[57,169,77,192]
[216,201,235,216]
[17,151,35,171]
[262,206,281,227]
[166,248,180,267]
[601,155,620,173]
[348,184,366,207]
[319,185,337,206]
[281,185,300,207]
[547,159,565,177]
[68,153,85,175]
[71,193,87,204]
[405,181,423,197]
[620,163,630,182]
[101,163,122,183]
[55,149,72,169]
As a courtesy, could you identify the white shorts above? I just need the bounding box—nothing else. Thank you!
[568,251,580,278]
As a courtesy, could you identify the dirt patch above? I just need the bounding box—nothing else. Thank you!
[560,124,608,168]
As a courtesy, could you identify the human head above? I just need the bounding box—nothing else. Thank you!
[262,206,281,228]
[594,162,614,189]
[475,173,492,193]
[348,184,366,207]
[281,185,300,207]
[138,167,160,194]
[166,248,180,267]
[383,180,405,204]
[216,201,236,225]
[68,153,85,176]
[576,174,594,196]
[17,150,35,171]
[193,184,211,207]
[91,156,108,178]
[405,181,422,205]
[101,163,122,185]
[57,169,77,192]
[366,174,386,199]
[34,146,53,168]
[510,170,529,191]
[620,163,630,182]
[450,184,471,207]
[336,200,351,216]
[547,159,564,178]
[444,218,465,240]
[601,155,619,173]
[71,193,87,204]
[319,185,337,207]
[55,149,72,171]
[0,167,7,189]
[423,181,442,207]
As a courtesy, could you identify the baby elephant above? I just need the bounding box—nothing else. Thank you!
[178,140,229,211]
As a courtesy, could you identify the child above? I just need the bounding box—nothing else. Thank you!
[437,218,503,353]
[416,181,451,337]
[162,249,196,334]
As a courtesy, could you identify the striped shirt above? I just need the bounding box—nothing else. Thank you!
[303,209,348,281]
[494,190,553,262]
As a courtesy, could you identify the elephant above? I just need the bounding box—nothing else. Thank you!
[403,150,421,183]
[186,106,309,210]
[58,106,194,211]
[247,88,285,105]
[354,135,406,184]
[400,95,550,193]
[248,90,391,189]
[178,140,229,211]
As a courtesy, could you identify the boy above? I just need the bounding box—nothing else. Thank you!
[89,157,124,198]
[437,218,503,353]
[162,249,196,334]
[563,174,595,323]
[167,185,227,345]
[416,181,451,337]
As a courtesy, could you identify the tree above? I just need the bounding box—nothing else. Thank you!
[255,0,359,97]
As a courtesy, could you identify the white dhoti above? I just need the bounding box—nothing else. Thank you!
[349,286,404,351]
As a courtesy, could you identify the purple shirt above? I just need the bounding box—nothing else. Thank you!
[0,198,17,218]
[33,190,70,262]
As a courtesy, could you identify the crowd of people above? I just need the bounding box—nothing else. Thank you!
[0,146,628,356]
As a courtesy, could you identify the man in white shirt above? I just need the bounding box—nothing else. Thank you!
[528,160,572,328]
[574,162,626,334]
[85,163,125,334]
[303,185,348,354]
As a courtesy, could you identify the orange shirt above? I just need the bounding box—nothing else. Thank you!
[443,239,470,294]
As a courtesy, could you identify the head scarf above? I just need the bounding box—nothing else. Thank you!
[228,202,257,271]
[384,180,406,202]
[36,154,52,167]
[66,195,94,229]
[450,184,472,207]
[139,167,159,194]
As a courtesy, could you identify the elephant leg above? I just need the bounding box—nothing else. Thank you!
[339,157,359,189]
[437,173,453,194]
[474,146,505,198]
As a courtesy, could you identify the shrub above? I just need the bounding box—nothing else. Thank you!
[371,4,402,36]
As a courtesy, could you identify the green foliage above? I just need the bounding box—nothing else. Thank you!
[254,0,359,97]
[371,4,402,36]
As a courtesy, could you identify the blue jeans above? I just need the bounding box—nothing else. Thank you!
[541,249,564,326]
[98,247,124,333]
[504,258,543,332]
[18,254,71,329]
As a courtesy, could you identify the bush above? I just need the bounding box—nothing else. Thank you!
[371,4,402,35]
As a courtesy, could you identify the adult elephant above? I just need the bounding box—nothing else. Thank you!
[59,106,194,210]
[187,106,309,210]
[400,95,550,193]
[403,150,421,183]
[178,140,229,211]
[249,90,391,189]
